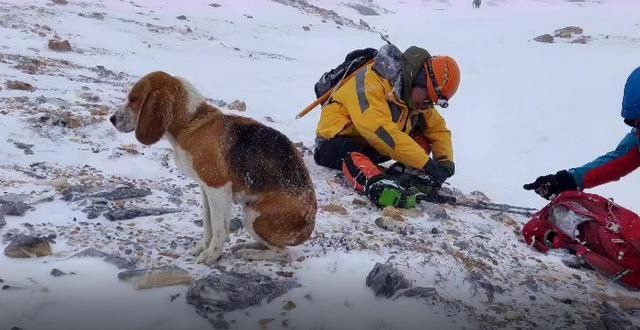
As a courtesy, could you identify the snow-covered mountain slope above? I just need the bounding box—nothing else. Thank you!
[1,0,640,329]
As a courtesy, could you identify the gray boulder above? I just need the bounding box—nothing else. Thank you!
[4,235,52,258]
[186,269,299,326]
[365,263,410,298]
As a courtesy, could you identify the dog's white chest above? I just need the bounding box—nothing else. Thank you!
[167,137,200,181]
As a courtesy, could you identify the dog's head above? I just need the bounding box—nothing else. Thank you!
[111,71,180,145]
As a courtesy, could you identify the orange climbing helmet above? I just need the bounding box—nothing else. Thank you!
[424,56,460,108]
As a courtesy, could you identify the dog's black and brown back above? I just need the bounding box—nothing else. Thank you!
[227,118,313,195]
[224,115,316,247]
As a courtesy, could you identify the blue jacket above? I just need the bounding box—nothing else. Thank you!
[570,129,640,189]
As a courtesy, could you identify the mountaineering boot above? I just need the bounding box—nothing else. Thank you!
[341,152,418,208]
[366,177,417,209]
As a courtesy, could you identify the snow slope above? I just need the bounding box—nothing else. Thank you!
[1,0,640,329]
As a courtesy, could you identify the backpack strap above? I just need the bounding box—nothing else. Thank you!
[573,244,633,286]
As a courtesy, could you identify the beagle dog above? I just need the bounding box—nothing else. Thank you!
[110,71,316,264]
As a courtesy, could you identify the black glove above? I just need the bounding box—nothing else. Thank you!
[437,160,455,178]
[423,159,450,187]
[523,170,578,200]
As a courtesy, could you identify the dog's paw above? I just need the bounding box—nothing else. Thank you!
[196,248,222,265]
[191,241,207,256]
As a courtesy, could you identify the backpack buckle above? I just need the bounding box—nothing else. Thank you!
[606,221,621,233]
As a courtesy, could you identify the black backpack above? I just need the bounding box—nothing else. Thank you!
[314,48,378,98]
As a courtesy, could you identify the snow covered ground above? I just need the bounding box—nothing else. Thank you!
[1,0,640,329]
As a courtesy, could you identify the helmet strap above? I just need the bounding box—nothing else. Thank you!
[425,60,448,108]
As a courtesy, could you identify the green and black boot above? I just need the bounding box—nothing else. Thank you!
[366,176,417,209]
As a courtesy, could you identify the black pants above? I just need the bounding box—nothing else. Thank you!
[313,137,389,170]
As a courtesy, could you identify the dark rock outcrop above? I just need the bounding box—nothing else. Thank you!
[366,263,410,298]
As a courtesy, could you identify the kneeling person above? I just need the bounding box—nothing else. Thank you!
[314,44,460,208]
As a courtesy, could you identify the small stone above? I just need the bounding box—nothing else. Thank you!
[302,26,310,31]
[118,266,192,290]
[228,100,247,112]
[176,15,187,20]
[48,39,72,52]
[0,210,5,229]
[170,293,181,302]
[382,207,405,222]
[319,203,348,215]
[5,80,35,92]
[276,271,293,278]
[193,219,203,227]
[283,301,296,311]
[534,34,554,43]
[4,235,52,258]
[50,268,66,277]
[375,216,406,235]
[52,0,68,4]
[209,3,221,7]
[570,35,591,44]
[230,216,243,232]
[430,227,439,235]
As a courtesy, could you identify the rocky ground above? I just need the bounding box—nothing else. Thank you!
[1,0,640,329]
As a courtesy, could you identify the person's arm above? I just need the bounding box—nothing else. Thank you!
[344,67,429,170]
[569,129,640,189]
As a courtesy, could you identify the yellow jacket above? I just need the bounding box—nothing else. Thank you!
[316,63,453,169]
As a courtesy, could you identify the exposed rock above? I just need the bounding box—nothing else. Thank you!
[209,3,221,7]
[52,0,68,4]
[13,141,34,155]
[400,286,438,299]
[271,0,373,32]
[50,268,66,277]
[176,15,187,20]
[0,209,5,229]
[228,99,247,112]
[118,266,192,289]
[421,202,450,220]
[534,34,554,43]
[88,186,152,200]
[302,25,310,31]
[345,3,379,16]
[48,39,72,52]
[382,207,405,222]
[571,36,592,44]
[103,207,181,221]
[0,199,30,216]
[186,269,299,324]
[365,263,410,298]
[73,247,135,269]
[230,216,243,233]
[283,300,296,311]
[4,235,52,258]
[554,26,583,38]
[5,80,35,92]
[375,216,406,235]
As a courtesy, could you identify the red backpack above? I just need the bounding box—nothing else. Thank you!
[522,191,640,290]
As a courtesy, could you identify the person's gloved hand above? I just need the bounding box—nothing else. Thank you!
[423,159,450,187]
[437,160,455,178]
[523,170,578,200]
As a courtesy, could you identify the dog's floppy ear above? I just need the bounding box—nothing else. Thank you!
[135,89,174,145]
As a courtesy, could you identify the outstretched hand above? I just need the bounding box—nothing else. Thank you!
[523,170,578,200]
